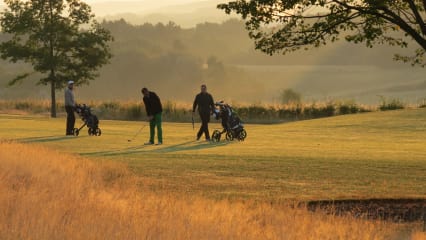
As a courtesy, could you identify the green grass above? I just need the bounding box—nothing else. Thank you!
[1,109,425,202]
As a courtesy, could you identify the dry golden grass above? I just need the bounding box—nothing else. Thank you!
[0,141,422,240]
[412,232,426,240]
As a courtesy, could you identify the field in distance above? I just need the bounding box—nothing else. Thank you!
[1,108,425,201]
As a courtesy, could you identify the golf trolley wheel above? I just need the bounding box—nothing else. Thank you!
[212,130,221,142]
[88,128,94,136]
[95,128,102,136]
[73,128,80,136]
[225,131,234,141]
[238,129,247,141]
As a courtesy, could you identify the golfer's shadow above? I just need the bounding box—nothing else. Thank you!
[80,145,146,157]
[152,140,231,153]
[81,141,231,157]
[16,135,84,143]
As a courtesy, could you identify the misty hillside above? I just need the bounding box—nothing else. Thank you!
[92,0,233,28]
[1,18,425,104]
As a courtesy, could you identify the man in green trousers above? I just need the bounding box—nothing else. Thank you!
[141,87,163,145]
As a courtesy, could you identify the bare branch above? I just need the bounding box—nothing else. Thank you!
[335,0,426,49]
[405,0,426,35]
[424,0,426,18]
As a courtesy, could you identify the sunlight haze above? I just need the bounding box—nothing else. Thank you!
[0,1,231,28]
[85,0,222,15]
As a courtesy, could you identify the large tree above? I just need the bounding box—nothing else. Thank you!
[0,0,113,117]
[218,0,426,66]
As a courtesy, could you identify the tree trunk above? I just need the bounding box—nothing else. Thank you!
[49,0,56,118]
[50,71,56,118]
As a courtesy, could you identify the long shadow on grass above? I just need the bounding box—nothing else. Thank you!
[81,141,231,157]
[17,135,86,143]
[151,140,231,153]
[80,145,147,157]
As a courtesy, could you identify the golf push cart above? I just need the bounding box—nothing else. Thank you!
[73,104,101,136]
[211,101,247,142]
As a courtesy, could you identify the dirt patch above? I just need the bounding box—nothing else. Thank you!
[306,199,426,223]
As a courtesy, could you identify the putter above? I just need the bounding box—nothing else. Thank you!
[127,125,146,142]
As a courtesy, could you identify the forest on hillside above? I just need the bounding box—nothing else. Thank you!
[1,19,425,103]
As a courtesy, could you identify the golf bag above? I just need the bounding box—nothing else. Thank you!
[73,104,101,136]
[211,101,247,142]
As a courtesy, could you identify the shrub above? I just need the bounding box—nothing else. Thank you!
[419,99,426,108]
[124,103,143,121]
[323,102,336,117]
[303,102,335,119]
[280,88,302,104]
[339,102,359,115]
[15,101,31,110]
[379,96,405,111]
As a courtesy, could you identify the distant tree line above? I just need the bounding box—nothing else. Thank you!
[0,16,420,103]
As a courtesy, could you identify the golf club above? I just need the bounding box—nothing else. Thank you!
[127,125,146,142]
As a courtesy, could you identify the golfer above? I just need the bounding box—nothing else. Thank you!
[141,87,163,145]
[192,84,215,141]
[65,80,76,135]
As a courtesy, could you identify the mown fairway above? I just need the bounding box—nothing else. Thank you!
[1,109,425,201]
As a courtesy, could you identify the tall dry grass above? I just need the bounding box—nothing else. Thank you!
[0,141,421,239]
[0,99,376,123]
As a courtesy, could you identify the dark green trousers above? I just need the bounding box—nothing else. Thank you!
[149,113,163,143]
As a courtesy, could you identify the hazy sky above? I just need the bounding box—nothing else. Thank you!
[82,0,221,16]
[85,0,199,3]
[0,0,229,27]
[0,1,217,14]
[85,0,208,9]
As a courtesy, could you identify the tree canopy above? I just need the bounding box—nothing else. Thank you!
[0,0,113,117]
[218,0,426,66]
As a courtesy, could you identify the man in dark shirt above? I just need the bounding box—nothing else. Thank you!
[192,84,215,141]
[142,87,163,145]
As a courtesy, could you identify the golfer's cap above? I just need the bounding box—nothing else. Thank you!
[68,80,74,85]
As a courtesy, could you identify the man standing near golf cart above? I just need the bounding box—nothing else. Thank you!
[65,80,76,136]
[192,84,215,141]
[141,87,163,145]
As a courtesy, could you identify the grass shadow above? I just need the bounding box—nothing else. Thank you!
[81,140,232,157]
[152,140,232,153]
[80,145,147,157]
[80,145,153,157]
[17,135,86,143]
